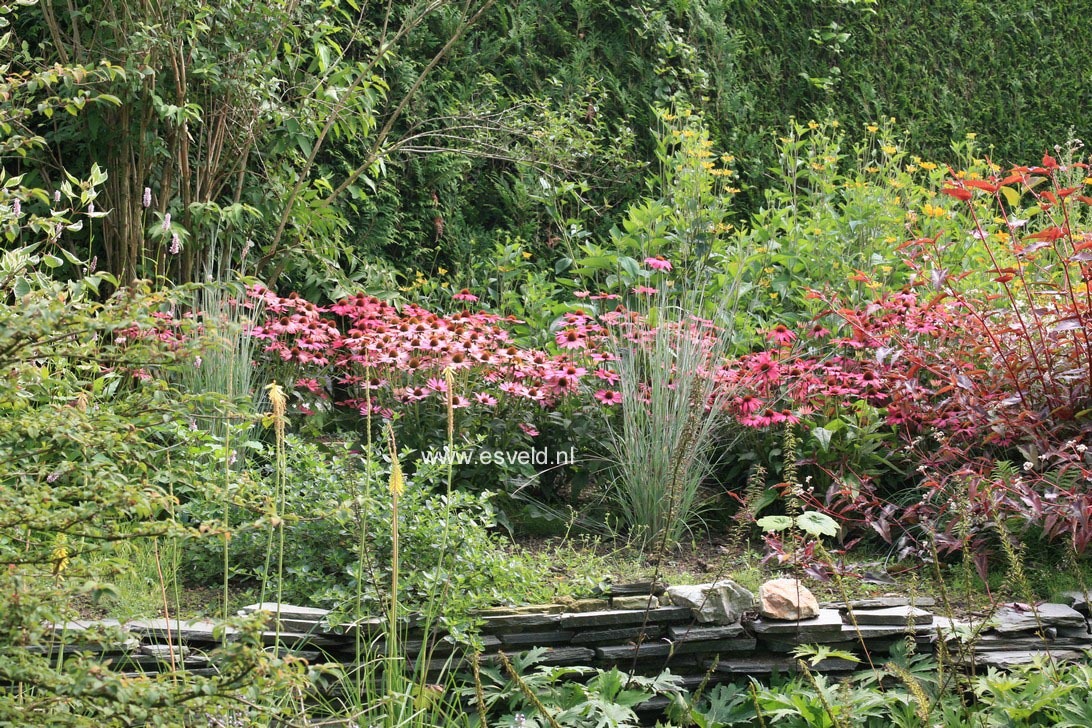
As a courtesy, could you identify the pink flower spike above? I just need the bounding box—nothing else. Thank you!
[644,256,672,271]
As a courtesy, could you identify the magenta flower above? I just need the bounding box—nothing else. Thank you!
[632,286,659,295]
[644,256,672,271]
[518,423,539,437]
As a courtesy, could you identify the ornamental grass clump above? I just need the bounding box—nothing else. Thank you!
[603,261,743,550]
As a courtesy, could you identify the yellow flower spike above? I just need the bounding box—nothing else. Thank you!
[387,426,405,498]
[51,535,69,577]
[266,381,287,416]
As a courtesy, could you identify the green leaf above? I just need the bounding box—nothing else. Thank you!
[999,185,1021,208]
[813,426,833,452]
[796,511,839,538]
[756,515,794,533]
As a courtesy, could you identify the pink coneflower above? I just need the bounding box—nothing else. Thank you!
[451,395,471,409]
[574,290,591,299]
[474,392,497,407]
[453,288,479,302]
[594,389,622,405]
[426,376,448,392]
[735,393,763,414]
[555,328,586,350]
[518,423,539,437]
[594,368,620,385]
[766,323,796,347]
[644,256,671,271]
[632,285,659,295]
[807,321,831,339]
[748,352,780,384]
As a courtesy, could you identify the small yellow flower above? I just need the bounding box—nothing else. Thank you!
[437,267,448,275]
[866,166,879,173]
[965,132,977,140]
[920,162,937,171]
[881,145,897,155]
[831,120,839,128]
[906,165,918,173]
[866,124,879,133]
[808,121,820,130]
[521,251,532,259]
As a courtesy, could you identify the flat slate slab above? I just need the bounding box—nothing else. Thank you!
[992,603,1086,634]
[570,626,664,645]
[125,619,230,643]
[712,655,859,674]
[479,613,562,631]
[823,596,936,610]
[560,607,692,630]
[969,648,1085,668]
[748,608,844,636]
[850,606,933,627]
[839,623,934,640]
[498,630,575,648]
[240,603,331,621]
[668,624,745,641]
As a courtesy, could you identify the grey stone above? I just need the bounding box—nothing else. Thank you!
[1060,591,1091,616]
[668,624,745,641]
[665,581,755,625]
[240,602,330,621]
[498,631,575,647]
[969,648,1084,668]
[850,606,933,627]
[992,603,1086,634]
[749,608,844,637]
[711,655,858,674]
[138,643,190,660]
[125,619,229,643]
[605,581,666,597]
[839,623,933,640]
[480,613,562,631]
[822,596,936,609]
[595,637,756,662]
[535,646,596,666]
[612,595,660,610]
[570,626,664,645]
[560,607,691,629]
